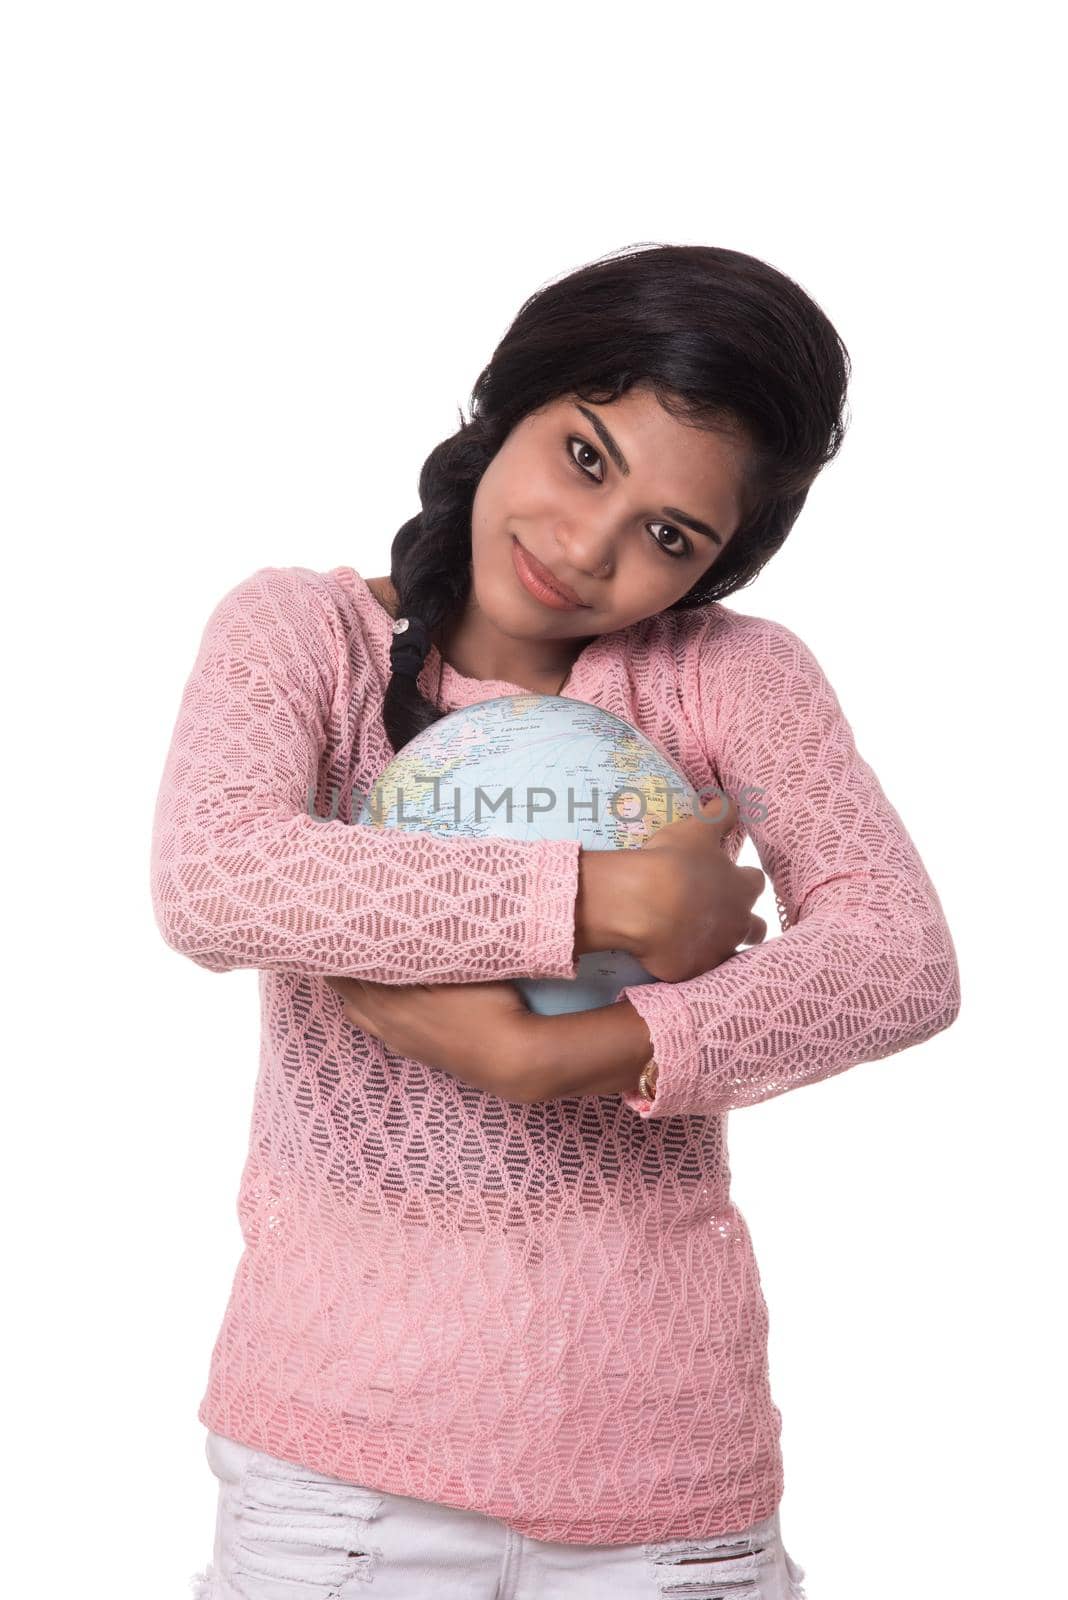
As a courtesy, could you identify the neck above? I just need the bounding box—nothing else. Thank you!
[434,603,588,695]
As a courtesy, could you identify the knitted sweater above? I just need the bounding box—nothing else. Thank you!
[149,563,960,1545]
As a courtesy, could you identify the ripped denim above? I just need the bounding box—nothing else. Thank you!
[192,1429,808,1599]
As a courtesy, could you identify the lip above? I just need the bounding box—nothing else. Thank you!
[510,536,591,610]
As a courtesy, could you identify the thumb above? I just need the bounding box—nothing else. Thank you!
[698,789,735,828]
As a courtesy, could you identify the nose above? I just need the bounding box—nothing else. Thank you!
[552,523,615,580]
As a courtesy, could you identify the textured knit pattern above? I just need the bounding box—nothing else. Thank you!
[149,564,960,1545]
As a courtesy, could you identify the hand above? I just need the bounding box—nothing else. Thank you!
[322,974,534,1101]
[621,790,768,983]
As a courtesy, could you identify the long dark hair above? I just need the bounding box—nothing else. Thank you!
[382,242,850,753]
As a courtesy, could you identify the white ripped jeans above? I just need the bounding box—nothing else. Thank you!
[192,1429,809,1599]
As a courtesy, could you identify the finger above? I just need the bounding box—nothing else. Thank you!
[698,789,737,831]
[742,914,767,945]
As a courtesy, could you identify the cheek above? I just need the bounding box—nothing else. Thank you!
[494,446,561,518]
[616,556,663,600]
[612,566,690,626]
[471,479,522,554]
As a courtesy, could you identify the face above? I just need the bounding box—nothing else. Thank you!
[466,385,748,672]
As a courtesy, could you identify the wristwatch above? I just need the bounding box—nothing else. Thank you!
[637,1053,659,1101]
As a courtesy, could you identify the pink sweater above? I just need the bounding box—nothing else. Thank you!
[149,564,960,1545]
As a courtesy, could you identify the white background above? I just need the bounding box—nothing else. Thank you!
[3,4,1063,1596]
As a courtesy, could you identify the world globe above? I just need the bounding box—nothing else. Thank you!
[356,693,701,1015]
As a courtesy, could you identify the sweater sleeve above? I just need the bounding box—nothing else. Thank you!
[614,613,961,1118]
[149,566,582,982]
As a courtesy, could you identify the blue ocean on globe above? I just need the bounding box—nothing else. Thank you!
[356,693,701,1016]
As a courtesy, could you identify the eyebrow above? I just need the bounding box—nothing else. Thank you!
[573,402,725,546]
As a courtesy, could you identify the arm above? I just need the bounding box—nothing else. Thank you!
[149,566,582,982]
[610,612,962,1119]
[514,997,655,1102]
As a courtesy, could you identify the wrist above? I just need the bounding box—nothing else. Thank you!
[574,850,645,958]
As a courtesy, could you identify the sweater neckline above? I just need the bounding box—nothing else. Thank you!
[337,565,606,711]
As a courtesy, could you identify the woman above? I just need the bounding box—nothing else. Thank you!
[151,242,960,1597]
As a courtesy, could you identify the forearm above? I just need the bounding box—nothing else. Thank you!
[151,568,585,984]
[518,998,654,1101]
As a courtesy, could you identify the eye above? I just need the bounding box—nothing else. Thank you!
[565,436,694,560]
[647,521,691,559]
[567,435,605,482]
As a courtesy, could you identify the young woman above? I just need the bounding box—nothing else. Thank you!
[152,243,960,1599]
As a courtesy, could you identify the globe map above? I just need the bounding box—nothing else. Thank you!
[357,693,701,1015]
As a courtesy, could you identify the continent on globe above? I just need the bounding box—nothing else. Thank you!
[357,694,701,1017]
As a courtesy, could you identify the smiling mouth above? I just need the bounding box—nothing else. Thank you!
[510,535,591,609]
